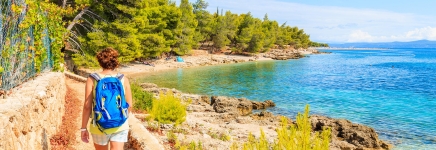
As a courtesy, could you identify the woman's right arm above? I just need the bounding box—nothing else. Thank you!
[81,77,94,130]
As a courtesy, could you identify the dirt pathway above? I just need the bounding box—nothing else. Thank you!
[66,78,95,150]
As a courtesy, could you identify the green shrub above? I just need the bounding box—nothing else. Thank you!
[150,91,187,125]
[236,104,331,150]
[219,132,232,141]
[189,141,203,150]
[177,141,203,150]
[231,142,239,150]
[171,127,188,135]
[71,53,100,69]
[242,130,269,150]
[273,105,331,150]
[131,82,153,112]
[167,131,178,144]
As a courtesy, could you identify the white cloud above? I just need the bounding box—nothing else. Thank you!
[346,27,436,42]
[199,0,436,42]
[406,26,436,40]
[348,30,373,42]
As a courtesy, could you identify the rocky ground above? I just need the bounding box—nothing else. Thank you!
[138,83,392,150]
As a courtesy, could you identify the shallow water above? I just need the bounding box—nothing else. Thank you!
[137,49,436,149]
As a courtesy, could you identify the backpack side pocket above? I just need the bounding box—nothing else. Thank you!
[122,108,128,118]
[94,111,103,121]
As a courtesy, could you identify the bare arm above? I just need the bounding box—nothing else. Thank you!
[123,77,133,112]
[81,77,94,129]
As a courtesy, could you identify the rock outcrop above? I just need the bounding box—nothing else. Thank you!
[310,115,392,150]
[252,100,276,109]
[210,96,276,116]
[263,49,305,60]
[210,96,252,116]
[0,72,66,150]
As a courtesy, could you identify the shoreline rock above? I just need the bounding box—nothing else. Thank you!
[311,115,392,150]
[263,49,305,60]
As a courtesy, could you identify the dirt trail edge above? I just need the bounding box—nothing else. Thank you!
[65,78,95,150]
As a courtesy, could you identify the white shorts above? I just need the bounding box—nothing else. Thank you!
[91,130,129,145]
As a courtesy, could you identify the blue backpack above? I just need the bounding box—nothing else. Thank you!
[90,73,129,133]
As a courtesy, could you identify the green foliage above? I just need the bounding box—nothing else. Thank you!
[71,53,100,69]
[231,142,239,150]
[310,42,329,47]
[273,105,331,150]
[193,0,213,47]
[173,0,198,54]
[177,140,204,150]
[167,130,178,144]
[219,132,232,141]
[236,105,331,150]
[131,82,154,112]
[242,130,269,150]
[261,16,279,52]
[1,0,71,90]
[69,0,322,69]
[188,141,203,150]
[2,0,68,72]
[150,91,187,125]
[76,0,183,65]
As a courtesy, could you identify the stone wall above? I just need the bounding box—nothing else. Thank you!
[0,72,66,150]
[64,71,87,82]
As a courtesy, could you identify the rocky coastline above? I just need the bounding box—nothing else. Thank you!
[138,83,392,150]
[69,49,327,78]
[67,49,391,149]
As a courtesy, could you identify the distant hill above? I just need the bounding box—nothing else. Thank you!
[328,40,436,48]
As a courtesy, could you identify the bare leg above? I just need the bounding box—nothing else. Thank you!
[94,143,109,150]
[110,141,125,150]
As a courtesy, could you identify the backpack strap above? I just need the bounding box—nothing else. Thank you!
[115,73,124,80]
[89,73,102,81]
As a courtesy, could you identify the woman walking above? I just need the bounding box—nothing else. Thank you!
[80,47,133,150]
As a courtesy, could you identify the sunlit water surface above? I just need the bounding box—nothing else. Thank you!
[137,49,436,150]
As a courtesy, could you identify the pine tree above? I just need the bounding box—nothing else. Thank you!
[235,12,255,52]
[223,11,240,49]
[261,14,278,52]
[193,0,213,48]
[247,18,265,53]
[211,14,230,51]
[173,0,198,55]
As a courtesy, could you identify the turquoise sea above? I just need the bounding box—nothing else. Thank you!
[137,49,436,150]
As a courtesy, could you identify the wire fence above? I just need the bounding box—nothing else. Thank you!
[0,0,54,93]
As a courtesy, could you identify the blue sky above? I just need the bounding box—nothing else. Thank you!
[190,0,436,43]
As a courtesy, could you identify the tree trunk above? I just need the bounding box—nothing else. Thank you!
[62,0,67,8]
[66,7,89,31]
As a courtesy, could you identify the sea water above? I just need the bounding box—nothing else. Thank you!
[137,49,436,149]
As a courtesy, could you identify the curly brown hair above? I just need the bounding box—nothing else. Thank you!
[96,47,119,70]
